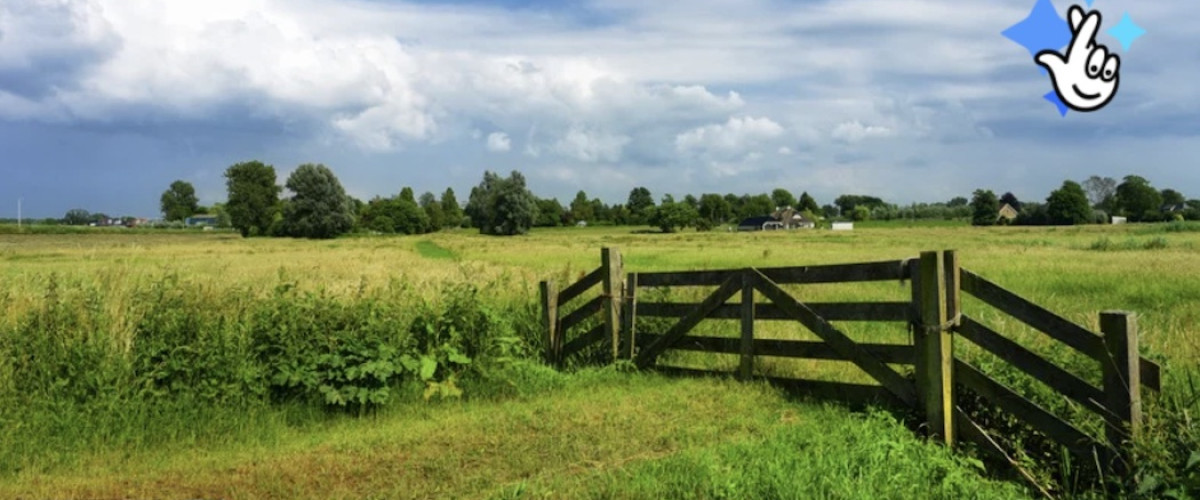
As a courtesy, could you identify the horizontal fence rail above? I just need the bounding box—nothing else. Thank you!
[635,301,911,322]
[634,260,912,287]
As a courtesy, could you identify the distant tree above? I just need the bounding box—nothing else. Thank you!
[210,202,233,229]
[441,188,464,228]
[1083,175,1118,211]
[834,195,885,215]
[535,198,565,227]
[1015,202,1049,226]
[569,191,593,223]
[771,189,797,209]
[281,164,354,239]
[360,196,427,234]
[821,204,839,219]
[1114,175,1162,222]
[419,192,444,231]
[999,192,1021,211]
[63,208,91,225]
[400,187,416,204]
[852,206,870,221]
[698,193,732,226]
[683,194,700,210]
[160,180,200,222]
[970,189,999,226]
[798,192,820,213]
[224,161,281,237]
[1045,180,1092,225]
[947,197,969,208]
[1161,189,1186,207]
[740,194,774,219]
[626,187,655,225]
[590,198,610,223]
[651,196,699,233]
[466,170,538,236]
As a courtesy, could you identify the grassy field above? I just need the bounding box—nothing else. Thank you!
[2,222,1200,498]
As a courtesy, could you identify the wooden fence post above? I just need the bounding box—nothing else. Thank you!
[1101,311,1141,475]
[540,280,558,365]
[621,273,638,361]
[916,250,955,445]
[739,269,755,381]
[602,248,623,362]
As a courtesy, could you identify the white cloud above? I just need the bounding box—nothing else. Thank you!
[676,116,785,157]
[778,147,793,155]
[830,121,893,143]
[486,132,511,152]
[552,126,630,163]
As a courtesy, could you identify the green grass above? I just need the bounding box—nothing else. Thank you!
[2,222,1199,498]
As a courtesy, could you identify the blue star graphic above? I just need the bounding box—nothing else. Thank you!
[1044,91,1069,117]
[1108,12,1146,51]
[1002,0,1072,60]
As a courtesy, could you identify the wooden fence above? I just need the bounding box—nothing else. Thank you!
[539,248,1162,482]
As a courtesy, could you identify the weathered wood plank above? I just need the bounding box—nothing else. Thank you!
[634,302,911,322]
[560,324,607,359]
[955,359,1108,460]
[602,248,622,361]
[916,250,954,445]
[739,271,755,380]
[558,295,604,333]
[636,334,915,364]
[958,315,1108,417]
[1141,358,1161,393]
[652,366,906,409]
[557,266,605,306]
[960,269,1105,361]
[751,269,918,407]
[540,280,558,365]
[620,273,638,361]
[1101,311,1141,476]
[635,260,911,287]
[634,276,741,368]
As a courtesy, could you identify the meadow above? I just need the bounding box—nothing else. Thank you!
[2,221,1200,498]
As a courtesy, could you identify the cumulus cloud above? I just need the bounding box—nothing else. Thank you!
[676,116,785,156]
[486,132,511,152]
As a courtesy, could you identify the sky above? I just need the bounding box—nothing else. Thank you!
[1,0,1197,219]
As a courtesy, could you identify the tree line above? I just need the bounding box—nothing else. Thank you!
[46,162,1200,239]
[969,175,1200,227]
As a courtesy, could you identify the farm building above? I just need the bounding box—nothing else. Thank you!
[185,214,219,227]
[997,203,1018,222]
[771,207,816,229]
[831,222,854,231]
[1112,216,1127,224]
[737,216,784,231]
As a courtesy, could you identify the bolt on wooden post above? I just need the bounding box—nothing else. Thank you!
[1101,310,1141,476]
[916,250,955,446]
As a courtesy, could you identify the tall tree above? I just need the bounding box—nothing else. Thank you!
[466,171,538,235]
[419,192,444,231]
[798,192,820,213]
[626,187,655,225]
[535,198,565,227]
[970,189,999,226]
[651,196,698,233]
[1045,180,1092,225]
[281,164,354,239]
[771,188,797,209]
[998,192,1021,211]
[1082,175,1118,211]
[698,193,732,226]
[1114,175,1163,222]
[946,197,969,208]
[224,161,281,237]
[399,187,416,204]
[740,194,774,219]
[441,188,463,228]
[1161,189,1186,207]
[570,191,593,223]
[160,180,200,222]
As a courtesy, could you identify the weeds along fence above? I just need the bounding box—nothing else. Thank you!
[539,247,1162,484]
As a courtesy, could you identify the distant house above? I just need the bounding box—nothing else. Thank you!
[1111,216,1127,225]
[1162,203,1187,214]
[771,207,816,229]
[997,203,1019,222]
[831,222,854,231]
[737,216,783,231]
[185,214,219,227]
